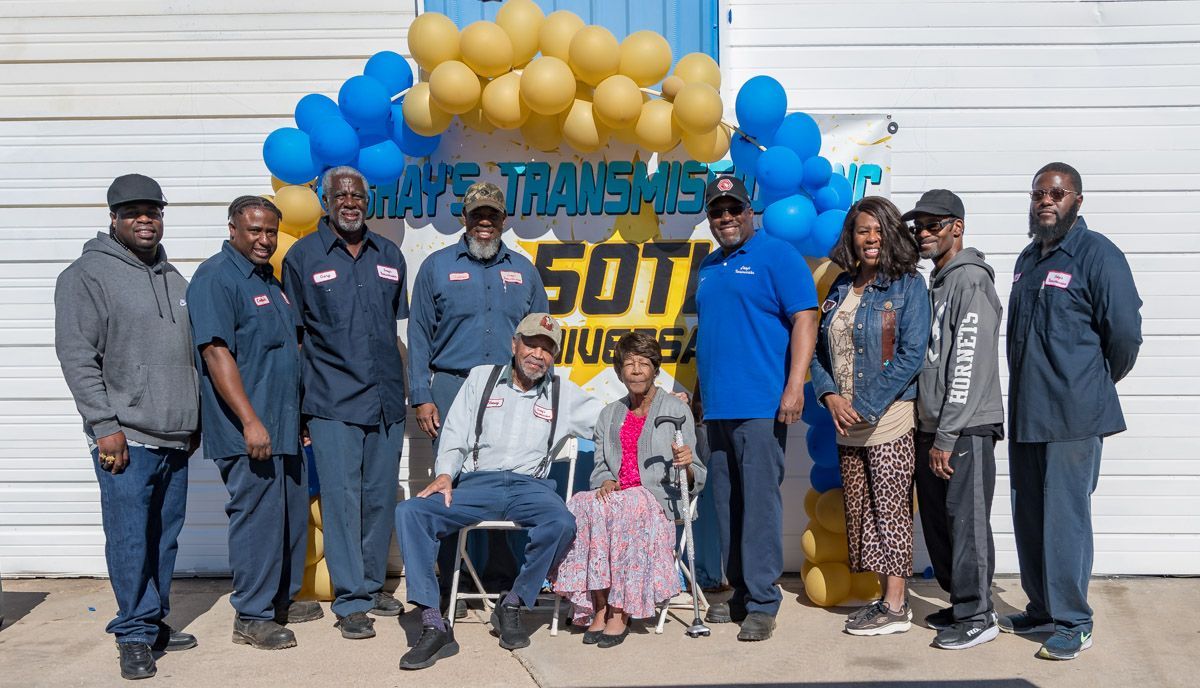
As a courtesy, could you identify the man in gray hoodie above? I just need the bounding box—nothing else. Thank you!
[54,174,200,680]
[903,190,1005,651]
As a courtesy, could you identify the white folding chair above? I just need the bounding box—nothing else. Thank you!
[654,496,710,634]
[446,436,578,637]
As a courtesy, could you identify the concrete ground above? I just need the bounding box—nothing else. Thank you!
[0,576,1194,688]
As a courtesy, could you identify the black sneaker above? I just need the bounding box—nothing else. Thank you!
[117,642,156,680]
[999,611,1054,635]
[370,591,404,617]
[489,593,531,650]
[705,600,747,624]
[847,600,883,622]
[844,601,912,636]
[736,612,776,641]
[933,616,1000,650]
[399,621,459,670]
[334,611,376,639]
[924,606,955,630]
[1037,628,1093,660]
[151,622,197,652]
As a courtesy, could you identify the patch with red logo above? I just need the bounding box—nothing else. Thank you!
[487,397,504,408]
[532,404,554,421]
[717,178,734,192]
[821,297,838,313]
[376,265,399,282]
[449,272,470,281]
[540,315,555,331]
[253,294,270,307]
[500,270,523,285]
[313,269,337,284]
[1043,271,1072,289]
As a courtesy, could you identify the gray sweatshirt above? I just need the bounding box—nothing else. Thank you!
[54,231,199,448]
[917,247,1005,451]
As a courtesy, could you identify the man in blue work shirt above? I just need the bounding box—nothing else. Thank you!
[694,176,818,642]
[407,180,548,615]
[282,166,410,640]
[188,196,320,651]
[1002,162,1142,661]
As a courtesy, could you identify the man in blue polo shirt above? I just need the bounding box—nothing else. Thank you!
[188,196,319,651]
[282,166,410,640]
[1003,162,1141,661]
[694,176,818,641]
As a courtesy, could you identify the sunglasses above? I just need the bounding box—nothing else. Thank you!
[910,217,953,234]
[707,203,746,219]
[1029,188,1078,202]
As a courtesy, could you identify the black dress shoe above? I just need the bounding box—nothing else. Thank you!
[232,618,297,650]
[334,611,376,639]
[152,623,197,652]
[277,600,324,624]
[117,642,156,680]
[370,591,404,617]
[582,629,603,645]
[704,600,747,624]
[489,593,530,650]
[737,611,776,641]
[597,625,630,648]
[399,621,459,670]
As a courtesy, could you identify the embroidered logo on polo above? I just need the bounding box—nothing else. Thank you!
[500,270,523,284]
[487,397,503,408]
[449,272,470,281]
[377,265,400,282]
[735,265,755,275]
[1043,271,1072,289]
[253,294,270,307]
[532,404,554,421]
[312,269,337,284]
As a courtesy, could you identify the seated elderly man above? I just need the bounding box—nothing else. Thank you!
[394,313,604,670]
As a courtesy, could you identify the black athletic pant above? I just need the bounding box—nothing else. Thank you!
[914,430,997,623]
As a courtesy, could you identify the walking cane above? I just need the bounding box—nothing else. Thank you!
[654,415,711,638]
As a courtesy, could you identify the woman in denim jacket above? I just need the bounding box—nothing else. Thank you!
[810,196,930,636]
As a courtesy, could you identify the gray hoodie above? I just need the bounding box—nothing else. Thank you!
[54,231,199,448]
[917,247,1005,451]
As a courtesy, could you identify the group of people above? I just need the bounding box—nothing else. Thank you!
[53,160,1140,680]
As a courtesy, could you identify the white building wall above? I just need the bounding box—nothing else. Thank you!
[1,0,1197,576]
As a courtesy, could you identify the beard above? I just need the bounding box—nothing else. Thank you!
[1028,205,1078,246]
[517,357,548,383]
[331,214,364,234]
[467,234,501,261]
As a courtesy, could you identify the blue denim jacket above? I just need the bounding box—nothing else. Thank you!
[810,270,930,425]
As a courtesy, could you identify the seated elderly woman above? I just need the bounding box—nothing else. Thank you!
[552,331,706,648]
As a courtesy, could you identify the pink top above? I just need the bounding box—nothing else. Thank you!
[617,412,646,490]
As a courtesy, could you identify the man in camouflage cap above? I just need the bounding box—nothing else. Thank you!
[406,180,549,617]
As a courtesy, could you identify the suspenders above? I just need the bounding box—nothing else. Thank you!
[470,365,561,477]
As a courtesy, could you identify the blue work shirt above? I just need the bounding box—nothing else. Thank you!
[407,236,548,406]
[282,220,410,426]
[695,231,818,420]
[1007,216,1142,443]
[187,241,301,460]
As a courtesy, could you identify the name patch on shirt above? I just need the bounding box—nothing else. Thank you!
[376,265,400,282]
[500,270,524,285]
[486,397,504,408]
[532,404,554,421]
[449,272,470,281]
[821,297,838,313]
[313,269,337,284]
[253,294,271,307]
[1043,271,1072,289]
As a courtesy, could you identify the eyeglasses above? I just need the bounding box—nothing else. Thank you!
[707,203,746,219]
[1029,188,1078,202]
[910,217,953,234]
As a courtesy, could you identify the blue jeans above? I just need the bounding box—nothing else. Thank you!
[394,471,575,610]
[213,454,308,621]
[92,445,189,644]
[307,417,403,617]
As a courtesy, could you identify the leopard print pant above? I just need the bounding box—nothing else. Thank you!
[839,431,916,578]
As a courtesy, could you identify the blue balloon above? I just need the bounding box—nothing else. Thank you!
[295,94,341,133]
[802,156,833,192]
[806,422,839,468]
[263,127,319,185]
[735,75,788,140]
[309,115,360,166]
[757,184,790,209]
[810,463,842,493]
[364,50,414,96]
[795,209,848,258]
[762,194,817,244]
[773,112,822,161]
[391,103,441,157]
[729,133,763,178]
[339,75,391,129]
[813,185,842,213]
[754,146,803,195]
[356,138,405,185]
[801,382,824,425]
[827,172,854,210]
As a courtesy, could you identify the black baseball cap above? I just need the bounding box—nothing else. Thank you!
[901,189,963,222]
[107,174,168,211]
[704,175,751,208]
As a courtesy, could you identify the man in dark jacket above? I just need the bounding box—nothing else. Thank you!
[1004,162,1142,661]
[54,174,200,680]
[905,190,1005,651]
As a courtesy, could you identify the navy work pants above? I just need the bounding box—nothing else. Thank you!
[307,417,404,617]
[213,454,307,621]
[1009,437,1103,633]
[394,470,575,610]
[707,419,787,616]
[92,445,189,645]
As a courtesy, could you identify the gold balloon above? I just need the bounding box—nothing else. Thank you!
[482,71,530,129]
[460,21,513,78]
[810,258,844,302]
[634,99,680,153]
[660,75,685,102]
[408,12,460,73]
[460,102,496,133]
[429,60,481,115]
[593,74,643,130]
[309,496,322,530]
[495,0,545,67]
[539,10,584,62]
[801,524,849,564]
[804,487,821,520]
[270,231,297,282]
[801,558,815,580]
[521,111,563,152]
[276,184,322,237]
[568,25,620,87]
[402,82,453,136]
[300,558,333,601]
[610,124,638,145]
[673,81,724,135]
[618,30,672,87]
[815,488,847,534]
[850,571,881,601]
[306,525,324,566]
[561,98,609,153]
[520,56,576,116]
[682,123,732,163]
[804,561,851,607]
[674,52,721,89]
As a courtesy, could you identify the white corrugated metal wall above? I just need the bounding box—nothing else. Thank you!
[1,1,1197,576]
